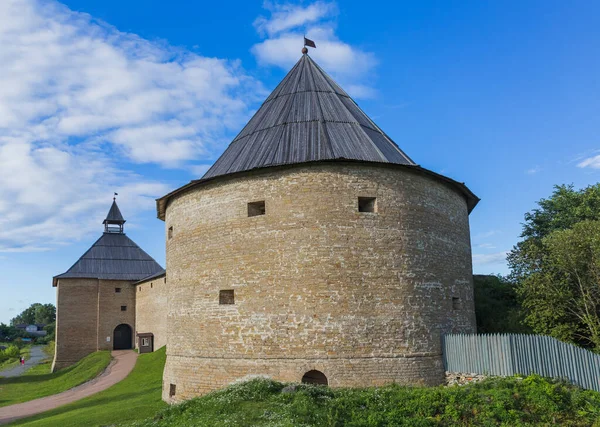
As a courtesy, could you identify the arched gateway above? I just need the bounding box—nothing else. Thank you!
[113,324,132,350]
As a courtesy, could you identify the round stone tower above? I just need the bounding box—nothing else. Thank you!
[157,53,479,402]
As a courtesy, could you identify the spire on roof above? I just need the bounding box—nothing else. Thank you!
[103,197,126,234]
[202,54,415,181]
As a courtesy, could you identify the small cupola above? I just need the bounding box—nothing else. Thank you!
[103,196,126,234]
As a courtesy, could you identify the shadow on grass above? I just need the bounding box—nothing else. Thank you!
[10,390,157,425]
[0,362,71,385]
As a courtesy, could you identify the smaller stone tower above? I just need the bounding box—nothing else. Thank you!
[52,199,164,371]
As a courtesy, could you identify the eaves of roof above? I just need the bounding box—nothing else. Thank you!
[156,160,479,221]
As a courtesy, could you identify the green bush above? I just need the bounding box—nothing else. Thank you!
[133,375,600,427]
[4,345,20,359]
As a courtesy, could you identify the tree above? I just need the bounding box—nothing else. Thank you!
[0,323,26,341]
[43,321,56,342]
[508,183,600,351]
[473,275,530,334]
[33,304,56,325]
[10,303,55,326]
[515,221,600,350]
[519,184,600,240]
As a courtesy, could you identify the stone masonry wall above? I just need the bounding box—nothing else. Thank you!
[53,277,136,371]
[162,162,476,402]
[52,278,99,371]
[96,279,136,351]
[135,275,168,351]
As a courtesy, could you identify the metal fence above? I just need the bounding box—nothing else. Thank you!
[443,333,600,392]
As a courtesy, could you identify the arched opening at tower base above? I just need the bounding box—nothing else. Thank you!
[302,370,328,385]
[113,324,132,350]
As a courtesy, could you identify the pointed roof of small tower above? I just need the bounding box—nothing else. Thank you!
[53,201,164,286]
[103,199,125,225]
[203,54,414,180]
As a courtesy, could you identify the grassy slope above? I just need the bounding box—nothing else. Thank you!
[12,346,167,427]
[0,351,111,407]
[131,376,600,427]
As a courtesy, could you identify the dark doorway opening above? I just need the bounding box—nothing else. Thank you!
[301,370,328,385]
[113,324,132,350]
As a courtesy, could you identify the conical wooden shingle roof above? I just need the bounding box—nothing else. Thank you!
[202,54,414,179]
[157,54,479,219]
[53,201,164,286]
[103,200,125,224]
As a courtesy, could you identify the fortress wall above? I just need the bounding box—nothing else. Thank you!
[135,275,168,351]
[162,162,476,401]
[96,279,136,351]
[52,278,99,371]
[164,355,443,402]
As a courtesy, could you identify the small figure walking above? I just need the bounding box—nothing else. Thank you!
[20,356,24,366]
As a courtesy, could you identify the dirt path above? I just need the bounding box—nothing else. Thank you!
[0,350,138,425]
[0,346,45,378]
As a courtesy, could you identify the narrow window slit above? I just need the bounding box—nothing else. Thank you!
[358,197,377,213]
[248,201,266,217]
[219,289,235,305]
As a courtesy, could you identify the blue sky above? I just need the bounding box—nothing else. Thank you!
[0,0,599,323]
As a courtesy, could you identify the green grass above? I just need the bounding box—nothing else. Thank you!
[11,346,167,427]
[0,351,111,407]
[127,375,600,427]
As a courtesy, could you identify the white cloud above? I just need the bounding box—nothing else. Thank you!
[0,137,170,252]
[577,155,600,169]
[477,243,497,249]
[472,251,508,267]
[254,1,337,37]
[251,2,378,99]
[0,0,262,167]
[526,166,542,174]
[0,0,266,252]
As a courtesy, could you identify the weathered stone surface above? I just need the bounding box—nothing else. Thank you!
[135,275,168,351]
[52,278,135,371]
[162,162,476,402]
[446,372,488,386]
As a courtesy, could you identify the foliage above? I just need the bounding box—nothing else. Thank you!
[10,303,56,326]
[3,344,20,359]
[519,184,600,240]
[121,376,600,427]
[12,347,167,426]
[0,345,22,365]
[0,322,27,341]
[0,350,111,407]
[0,345,30,371]
[43,340,56,358]
[515,221,600,350]
[473,274,530,333]
[44,321,56,338]
[509,184,600,350]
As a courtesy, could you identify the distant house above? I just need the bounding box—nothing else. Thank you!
[15,324,47,337]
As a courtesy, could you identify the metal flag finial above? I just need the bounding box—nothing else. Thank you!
[303,36,316,54]
[113,192,118,201]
